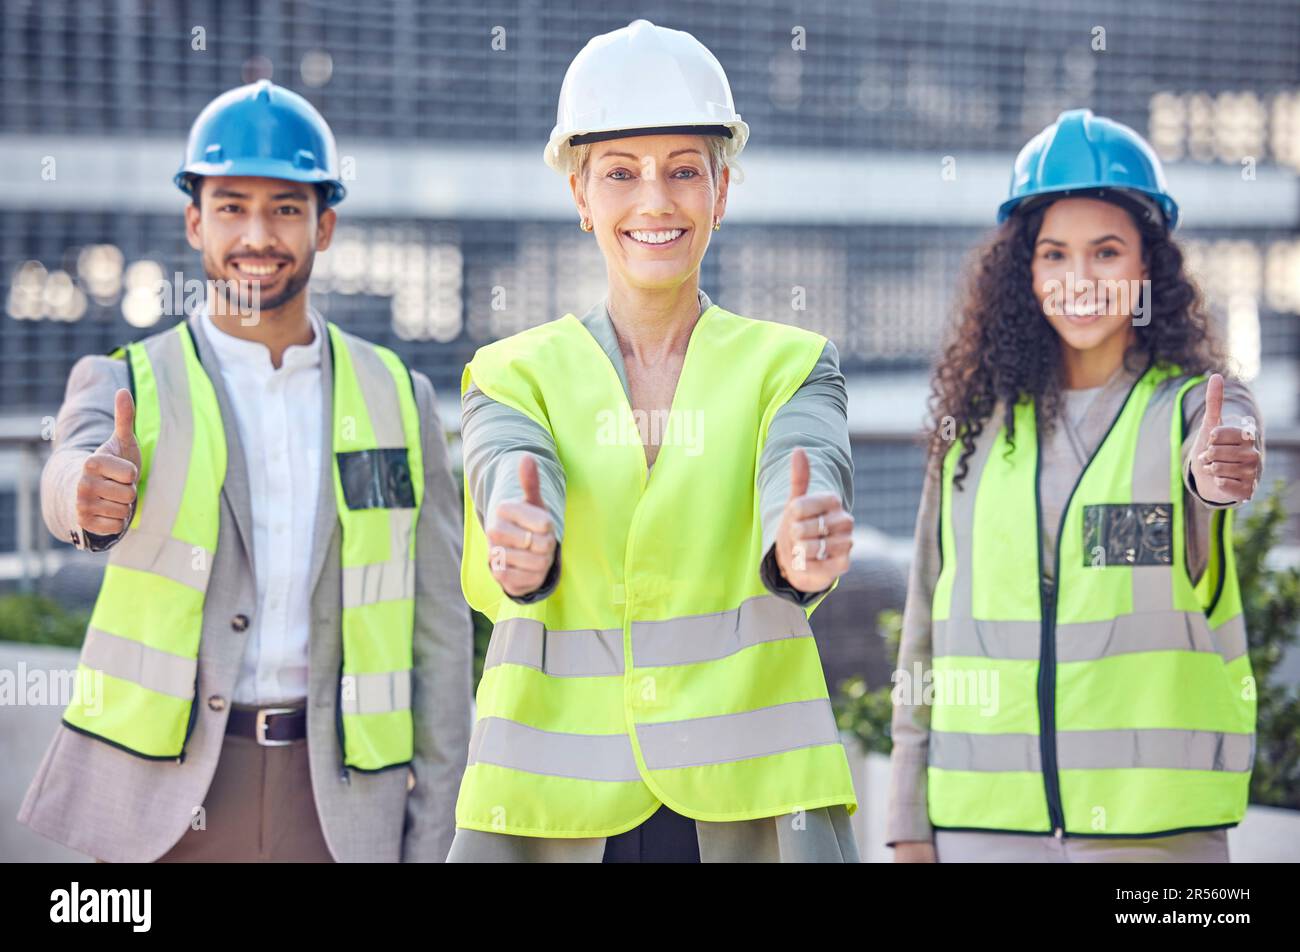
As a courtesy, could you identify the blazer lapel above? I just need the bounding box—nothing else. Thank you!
[306,315,338,599]
[188,314,256,572]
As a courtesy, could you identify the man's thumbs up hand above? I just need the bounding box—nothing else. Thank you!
[486,453,558,597]
[1191,373,1261,505]
[774,447,853,594]
[77,389,142,536]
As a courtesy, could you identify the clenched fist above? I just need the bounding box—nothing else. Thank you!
[774,447,854,593]
[76,388,141,536]
[487,453,558,597]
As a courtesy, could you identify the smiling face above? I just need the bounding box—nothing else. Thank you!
[1030,196,1149,357]
[184,175,336,317]
[570,133,728,294]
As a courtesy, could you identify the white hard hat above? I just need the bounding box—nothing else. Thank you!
[544,19,750,175]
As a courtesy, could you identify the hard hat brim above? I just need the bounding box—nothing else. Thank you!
[174,159,346,207]
[997,185,1179,231]
[544,119,749,173]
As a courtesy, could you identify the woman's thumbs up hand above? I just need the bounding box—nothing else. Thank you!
[774,447,854,593]
[1190,373,1261,504]
[487,453,558,597]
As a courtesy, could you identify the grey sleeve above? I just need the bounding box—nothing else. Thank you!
[885,457,940,847]
[1180,377,1265,585]
[755,340,854,605]
[460,380,566,602]
[41,355,132,547]
[403,371,475,863]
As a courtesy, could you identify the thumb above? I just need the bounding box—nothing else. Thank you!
[1200,373,1224,437]
[789,447,810,501]
[518,453,543,508]
[112,388,137,451]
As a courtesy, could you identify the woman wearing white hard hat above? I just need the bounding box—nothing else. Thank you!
[448,20,860,863]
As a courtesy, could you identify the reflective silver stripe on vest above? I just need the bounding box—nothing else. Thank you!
[1211,613,1248,664]
[930,728,1255,773]
[483,619,624,677]
[630,594,813,668]
[110,329,215,589]
[341,508,416,609]
[933,610,1235,663]
[109,530,215,592]
[1129,376,1183,613]
[80,626,196,699]
[637,698,840,770]
[336,334,416,608]
[941,415,1001,631]
[339,332,407,449]
[466,715,641,782]
[340,670,412,715]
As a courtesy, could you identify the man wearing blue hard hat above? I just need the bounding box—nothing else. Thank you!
[19,80,474,863]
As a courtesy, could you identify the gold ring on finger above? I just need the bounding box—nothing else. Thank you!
[817,514,827,537]
[522,529,533,550]
[817,537,827,561]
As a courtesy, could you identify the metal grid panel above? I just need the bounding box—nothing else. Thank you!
[3,0,1298,158]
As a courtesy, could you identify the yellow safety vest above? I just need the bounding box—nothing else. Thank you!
[929,361,1255,836]
[62,321,424,772]
[456,305,857,837]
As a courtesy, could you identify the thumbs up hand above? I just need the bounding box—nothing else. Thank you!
[486,453,558,597]
[1190,373,1261,505]
[775,447,854,593]
[76,388,142,536]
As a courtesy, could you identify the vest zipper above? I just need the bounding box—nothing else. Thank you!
[1036,572,1064,835]
[336,660,350,784]
[177,662,201,764]
[1033,361,1154,838]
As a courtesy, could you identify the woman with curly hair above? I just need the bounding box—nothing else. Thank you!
[887,110,1264,863]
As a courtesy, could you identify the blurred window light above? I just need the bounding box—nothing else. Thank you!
[301,50,334,88]
[1226,293,1262,381]
[7,261,48,320]
[77,244,125,304]
[122,260,165,328]
[43,269,87,322]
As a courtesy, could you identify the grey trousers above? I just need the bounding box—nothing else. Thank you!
[447,805,860,863]
[934,828,1230,863]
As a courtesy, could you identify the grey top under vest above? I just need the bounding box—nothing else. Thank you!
[460,288,853,607]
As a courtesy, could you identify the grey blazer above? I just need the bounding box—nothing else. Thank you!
[17,314,474,863]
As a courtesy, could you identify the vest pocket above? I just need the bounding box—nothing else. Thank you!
[1081,503,1172,567]
[336,448,415,510]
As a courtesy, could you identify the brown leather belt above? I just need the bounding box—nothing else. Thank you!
[226,705,308,746]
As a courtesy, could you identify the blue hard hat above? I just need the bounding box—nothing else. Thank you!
[997,109,1178,230]
[175,79,346,206]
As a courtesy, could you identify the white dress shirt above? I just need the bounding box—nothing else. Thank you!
[202,308,324,704]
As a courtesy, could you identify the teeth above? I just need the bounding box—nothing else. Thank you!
[234,262,282,276]
[628,229,683,245]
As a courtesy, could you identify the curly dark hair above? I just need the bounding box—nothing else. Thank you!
[928,196,1226,489]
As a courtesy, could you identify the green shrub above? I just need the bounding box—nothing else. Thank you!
[0,593,88,648]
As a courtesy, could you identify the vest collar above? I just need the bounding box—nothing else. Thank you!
[187,313,256,573]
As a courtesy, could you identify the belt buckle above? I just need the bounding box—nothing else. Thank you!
[255,707,298,747]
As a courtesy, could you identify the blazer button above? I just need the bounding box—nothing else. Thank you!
[231,613,250,632]
[207,695,226,712]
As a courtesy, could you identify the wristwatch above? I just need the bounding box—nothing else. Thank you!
[69,501,135,552]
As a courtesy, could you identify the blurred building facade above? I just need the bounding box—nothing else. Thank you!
[1,0,1298,555]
